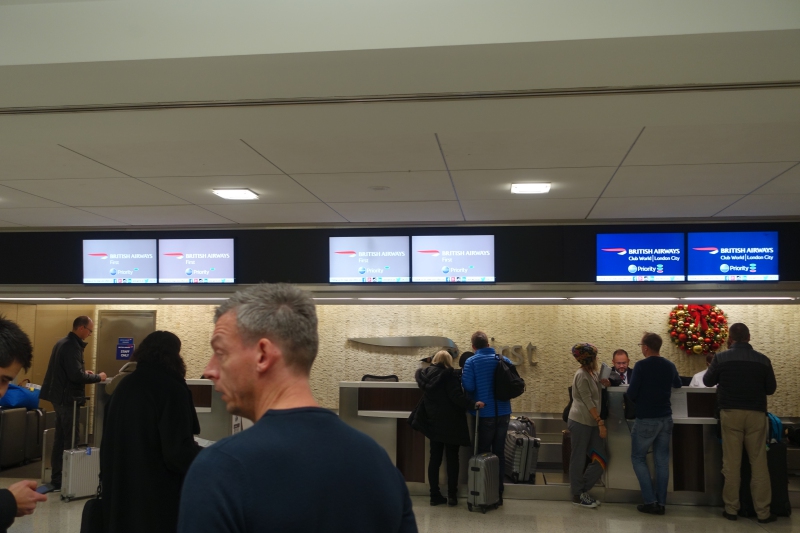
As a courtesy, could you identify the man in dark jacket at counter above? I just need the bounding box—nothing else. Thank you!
[461,331,512,504]
[178,284,417,533]
[704,323,777,524]
[627,332,681,515]
[40,316,107,491]
[0,316,47,532]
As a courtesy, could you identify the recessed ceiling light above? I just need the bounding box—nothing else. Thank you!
[212,189,259,200]
[511,183,551,194]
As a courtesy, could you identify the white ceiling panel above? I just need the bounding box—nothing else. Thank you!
[293,171,455,202]
[61,140,283,177]
[438,128,642,170]
[82,205,233,226]
[327,201,463,223]
[750,163,800,195]
[589,195,744,219]
[139,175,319,204]
[0,219,21,227]
[0,207,126,227]
[461,198,596,221]
[625,123,800,165]
[201,202,346,224]
[715,193,800,217]
[452,167,614,200]
[0,144,125,180]
[0,184,64,208]
[2,178,189,207]
[604,162,794,197]
[243,134,446,174]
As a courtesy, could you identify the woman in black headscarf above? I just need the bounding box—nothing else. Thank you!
[101,331,201,533]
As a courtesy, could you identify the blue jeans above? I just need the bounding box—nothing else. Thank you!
[473,413,510,494]
[630,416,673,506]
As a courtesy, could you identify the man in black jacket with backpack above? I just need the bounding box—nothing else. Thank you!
[40,316,107,491]
[704,322,777,523]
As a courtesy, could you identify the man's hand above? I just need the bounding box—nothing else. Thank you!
[86,370,94,375]
[9,480,47,517]
[474,401,485,409]
[599,378,611,387]
[98,372,107,381]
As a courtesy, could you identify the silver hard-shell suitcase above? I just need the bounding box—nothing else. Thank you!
[467,409,500,513]
[508,416,536,438]
[61,398,100,502]
[504,431,540,483]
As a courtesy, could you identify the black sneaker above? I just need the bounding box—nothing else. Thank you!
[429,493,447,506]
[722,511,737,521]
[447,497,458,507]
[757,514,777,524]
[498,494,503,506]
[637,503,664,515]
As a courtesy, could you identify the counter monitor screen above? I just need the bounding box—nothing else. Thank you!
[411,235,495,282]
[687,231,778,281]
[329,236,410,282]
[83,239,157,284]
[596,233,685,282]
[158,238,235,283]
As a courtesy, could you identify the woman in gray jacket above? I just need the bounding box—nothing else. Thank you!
[567,343,608,509]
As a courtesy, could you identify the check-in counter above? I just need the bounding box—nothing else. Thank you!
[605,386,722,505]
[338,382,425,487]
[94,378,239,448]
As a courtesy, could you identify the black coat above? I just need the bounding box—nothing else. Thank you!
[100,361,201,533]
[40,331,101,406]
[414,364,473,447]
[0,488,15,533]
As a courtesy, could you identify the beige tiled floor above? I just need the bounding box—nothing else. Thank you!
[3,480,798,533]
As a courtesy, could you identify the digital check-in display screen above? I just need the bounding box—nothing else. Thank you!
[411,235,495,282]
[596,233,685,282]
[83,239,157,284]
[329,236,410,283]
[158,238,235,283]
[688,231,778,281]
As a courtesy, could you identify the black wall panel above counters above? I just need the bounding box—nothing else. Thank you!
[0,221,798,285]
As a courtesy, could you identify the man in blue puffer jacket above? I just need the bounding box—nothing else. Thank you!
[461,331,512,504]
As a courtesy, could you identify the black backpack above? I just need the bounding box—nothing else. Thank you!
[494,355,525,401]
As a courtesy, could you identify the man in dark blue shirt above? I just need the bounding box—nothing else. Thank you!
[178,284,417,533]
[626,332,681,516]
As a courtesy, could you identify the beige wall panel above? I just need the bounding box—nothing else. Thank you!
[31,305,70,411]
[14,304,37,381]
[0,304,19,322]
[76,302,799,417]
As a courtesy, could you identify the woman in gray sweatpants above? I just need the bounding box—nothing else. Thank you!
[567,343,608,508]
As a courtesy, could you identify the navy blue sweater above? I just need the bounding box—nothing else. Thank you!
[627,356,682,419]
[178,407,417,533]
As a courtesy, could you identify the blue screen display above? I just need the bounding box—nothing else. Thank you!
[596,233,685,282]
[687,231,778,281]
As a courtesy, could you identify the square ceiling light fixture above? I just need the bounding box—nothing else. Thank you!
[212,188,259,200]
[511,183,551,194]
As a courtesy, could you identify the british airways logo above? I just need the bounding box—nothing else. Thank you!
[693,247,719,254]
[601,248,627,256]
[334,250,357,257]
[417,249,440,257]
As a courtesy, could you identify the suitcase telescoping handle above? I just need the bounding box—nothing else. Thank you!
[71,396,89,449]
[473,406,481,456]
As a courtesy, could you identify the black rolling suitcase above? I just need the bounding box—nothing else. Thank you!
[739,443,792,517]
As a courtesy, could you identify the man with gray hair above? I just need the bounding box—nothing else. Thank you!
[178,284,417,533]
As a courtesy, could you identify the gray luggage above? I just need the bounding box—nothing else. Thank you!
[508,416,535,438]
[0,407,27,468]
[467,409,500,513]
[504,430,540,483]
[61,398,100,502]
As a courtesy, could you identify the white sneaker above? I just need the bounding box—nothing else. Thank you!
[572,492,598,508]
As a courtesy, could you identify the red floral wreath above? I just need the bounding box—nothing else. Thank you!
[667,304,729,355]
